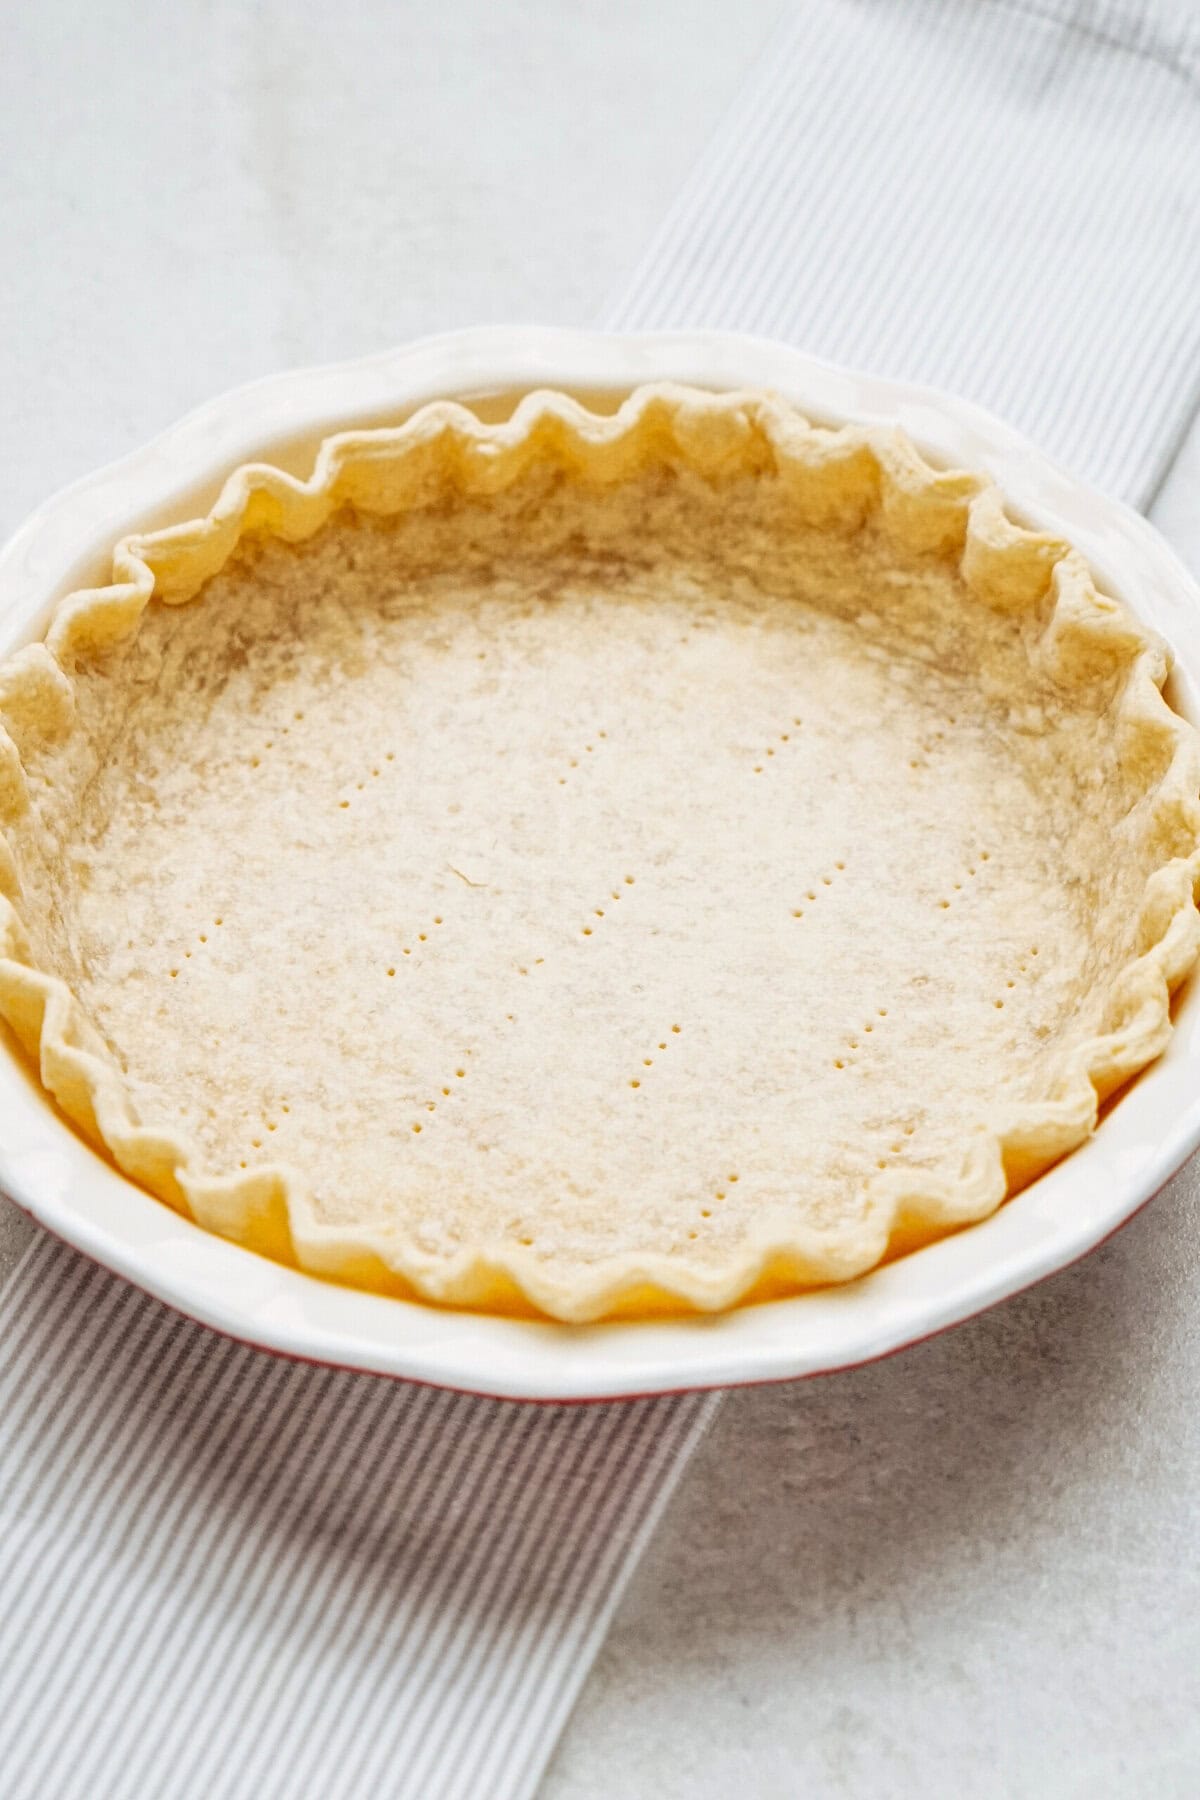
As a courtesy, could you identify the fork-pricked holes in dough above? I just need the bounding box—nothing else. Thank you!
[629,1022,682,1089]
[238,1098,292,1168]
[410,1053,472,1136]
[792,859,847,920]
[753,717,803,775]
[555,728,609,788]
[167,914,226,981]
[581,873,635,937]
[936,847,992,913]
[386,911,446,973]
[833,1002,890,1072]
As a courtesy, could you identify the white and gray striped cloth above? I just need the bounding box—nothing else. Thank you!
[3,4,1200,1796]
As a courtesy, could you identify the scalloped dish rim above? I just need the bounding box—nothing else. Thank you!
[0,328,1198,1394]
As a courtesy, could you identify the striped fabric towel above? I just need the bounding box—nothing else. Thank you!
[3,4,1200,1797]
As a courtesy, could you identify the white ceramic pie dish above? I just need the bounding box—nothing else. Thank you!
[1,325,1198,1401]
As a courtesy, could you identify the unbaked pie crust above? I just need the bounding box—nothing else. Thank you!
[0,385,1197,1320]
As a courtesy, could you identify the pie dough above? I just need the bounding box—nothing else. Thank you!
[1,385,1197,1321]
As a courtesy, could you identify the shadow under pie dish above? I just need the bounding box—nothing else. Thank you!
[1,382,1197,1325]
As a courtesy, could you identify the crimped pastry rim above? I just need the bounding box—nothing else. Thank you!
[1,380,1198,1323]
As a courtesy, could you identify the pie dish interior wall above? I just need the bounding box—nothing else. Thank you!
[0,331,1194,1396]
